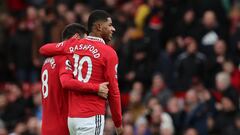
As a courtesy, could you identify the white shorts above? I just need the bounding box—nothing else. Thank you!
[68,115,105,135]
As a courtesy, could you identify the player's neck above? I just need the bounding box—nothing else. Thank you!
[89,32,101,38]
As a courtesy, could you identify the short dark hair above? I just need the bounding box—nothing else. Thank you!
[88,10,111,32]
[61,23,87,40]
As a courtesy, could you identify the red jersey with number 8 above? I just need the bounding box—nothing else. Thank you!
[40,56,69,135]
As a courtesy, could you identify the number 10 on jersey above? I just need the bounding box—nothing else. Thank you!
[73,54,93,83]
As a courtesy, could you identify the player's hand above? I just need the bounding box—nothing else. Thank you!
[98,82,109,99]
[116,126,123,135]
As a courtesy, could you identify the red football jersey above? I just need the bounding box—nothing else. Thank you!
[40,36,122,128]
[41,56,69,135]
[40,55,100,135]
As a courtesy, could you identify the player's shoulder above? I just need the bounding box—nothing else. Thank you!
[61,37,79,45]
[100,44,116,54]
[54,38,74,48]
[100,45,118,60]
[107,46,117,55]
[43,40,67,49]
[56,37,81,47]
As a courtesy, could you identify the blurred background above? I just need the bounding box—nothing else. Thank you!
[0,0,240,135]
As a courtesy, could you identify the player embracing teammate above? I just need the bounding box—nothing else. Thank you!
[39,10,123,135]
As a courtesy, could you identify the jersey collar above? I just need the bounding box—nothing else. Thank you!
[86,36,106,44]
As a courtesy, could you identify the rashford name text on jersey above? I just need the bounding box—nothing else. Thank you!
[68,44,101,58]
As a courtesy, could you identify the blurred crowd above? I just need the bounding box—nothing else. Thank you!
[0,0,240,135]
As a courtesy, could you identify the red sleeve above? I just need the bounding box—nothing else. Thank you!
[58,55,99,93]
[39,41,66,57]
[105,49,122,128]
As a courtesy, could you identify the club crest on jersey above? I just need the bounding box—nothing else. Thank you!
[43,57,56,69]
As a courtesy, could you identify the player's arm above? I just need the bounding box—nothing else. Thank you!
[104,49,122,128]
[39,41,66,57]
[58,55,101,93]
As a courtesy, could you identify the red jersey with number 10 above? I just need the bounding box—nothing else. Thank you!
[40,36,122,128]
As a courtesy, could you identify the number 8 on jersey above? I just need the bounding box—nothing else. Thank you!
[41,69,49,98]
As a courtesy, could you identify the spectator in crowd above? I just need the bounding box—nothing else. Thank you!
[160,111,175,135]
[222,113,240,135]
[148,103,174,135]
[127,81,146,123]
[27,0,46,8]
[8,18,35,84]
[183,128,199,135]
[143,0,164,58]
[155,39,178,89]
[122,110,134,126]
[214,96,238,135]
[1,84,28,131]
[134,116,150,135]
[6,0,27,17]
[175,38,207,90]
[104,117,115,135]
[32,90,42,121]
[207,39,231,88]
[198,10,226,56]
[0,126,8,135]
[215,72,239,108]
[146,96,159,110]
[175,9,199,40]
[222,60,240,94]
[124,36,153,87]
[26,117,41,135]
[0,118,7,135]
[0,12,15,82]
[9,122,27,135]
[149,103,162,135]
[123,124,134,135]
[183,89,209,135]
[229,5,240,66]
[167,97,184,135]
[0,92,8,118]
[144,73,172,108]
[56,3,68,18]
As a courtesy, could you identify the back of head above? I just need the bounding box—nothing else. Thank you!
[88,10,111,32]
[62,23,87,41]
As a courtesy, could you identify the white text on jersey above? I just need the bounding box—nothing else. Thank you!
[68,44,100,58]
[43,57,56,69]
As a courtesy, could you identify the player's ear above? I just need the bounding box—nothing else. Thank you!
[95,22,102,31]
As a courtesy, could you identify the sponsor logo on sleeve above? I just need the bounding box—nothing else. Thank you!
[56,41,64,48]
